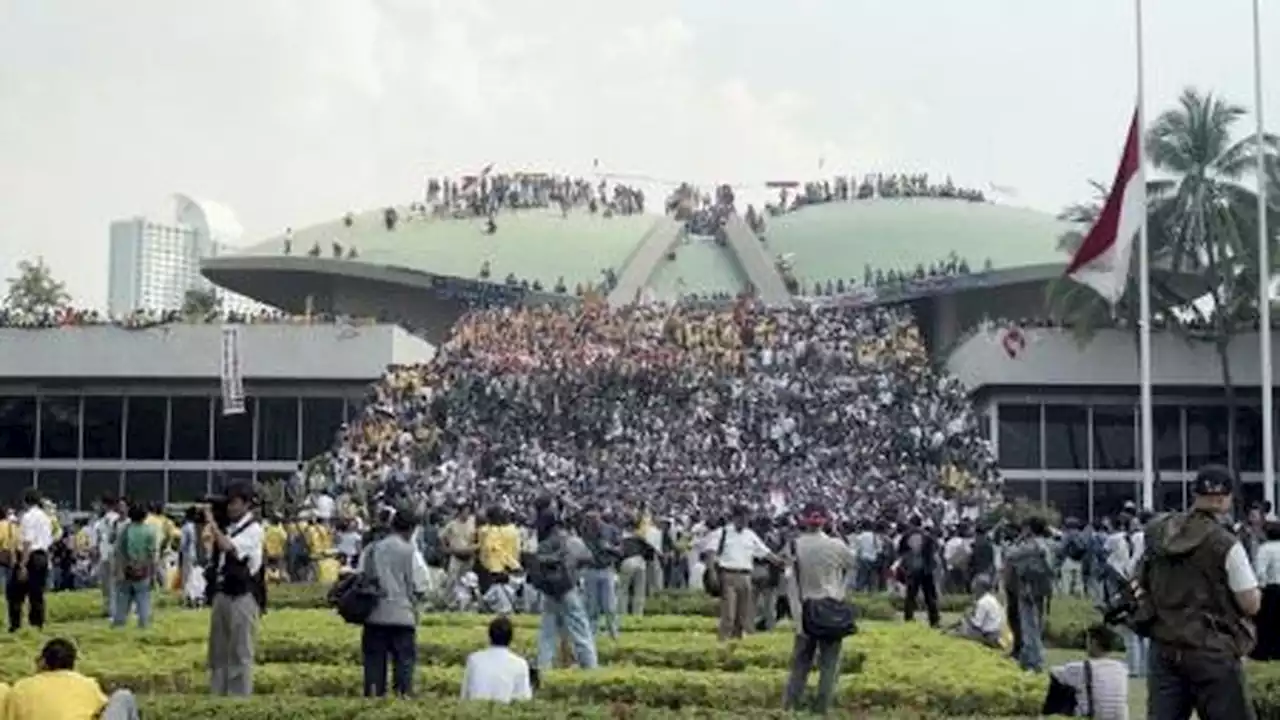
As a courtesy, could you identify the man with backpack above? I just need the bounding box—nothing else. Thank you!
[898,517,941,628]
[113,505,157,629]
[1057,517,1088,598]
[528,511,597,671]
[1006,516,1055,672]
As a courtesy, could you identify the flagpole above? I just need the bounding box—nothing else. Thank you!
[1134,0,1155,511]
[1253,0,1275,510]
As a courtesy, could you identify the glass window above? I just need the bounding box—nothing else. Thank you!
[301,397,345,458]
[1093,480,1139,521]
[1003,479,1043,505]
[124,471,165,507]
[1092,405,1135,471]
[214,397,255,461]
[1154,405,1183,471]
[1158,477,1186,513]
[1186,406,1229,469]
[1240,480,1264,511]
[998,404,1041,469]
[168,470,209,504]
[0,396,37,459]
[37,469,77,507]
[1045,479,1088,523]
[0,469,34,507]
[82,396,123,459]
[1235,406,1264,473]
[38,395,80,459]
[169,396,211,461]
[80,470,121,509]
[257,397,299,461]
[125,396,167,460]
[1045,405,1088,470]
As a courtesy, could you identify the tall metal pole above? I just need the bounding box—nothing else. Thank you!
[1254,0,1275,510]
[1135,0,1155,510]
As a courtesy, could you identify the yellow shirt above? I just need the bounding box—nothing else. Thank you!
[73,529,92,553]
[264,524,287,560]
[303,524,330,555]
[0,521,17,553]
[3,670,106,720]
[477,523,521,573]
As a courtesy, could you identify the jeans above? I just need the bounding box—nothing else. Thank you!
[1148,641,1255,720]
[361,623,417,697]
[112,580,152,628]
[903,572,940,627]
[782,634,843,714]
[1015,595,1045,672]
[1123,626,1150,678]
[854,561,878,593]
[536,589,598,670]
[582,568,618,637]
[6,551,48,632]
[1058,559,1084,597]
[99,561,117,618]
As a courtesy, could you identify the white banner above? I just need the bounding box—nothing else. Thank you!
[220,325,245,416]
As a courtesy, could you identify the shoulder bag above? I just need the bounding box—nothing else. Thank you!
[702,527,730,597]
[792,538,857,641]
[329,540,383,625]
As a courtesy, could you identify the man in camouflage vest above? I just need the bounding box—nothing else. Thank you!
[1135,465,1260,720]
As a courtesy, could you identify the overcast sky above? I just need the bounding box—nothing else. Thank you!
[0,0,1273,306]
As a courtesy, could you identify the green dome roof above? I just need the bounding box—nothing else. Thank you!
[237,206,655,290]
[763,199,1072,286]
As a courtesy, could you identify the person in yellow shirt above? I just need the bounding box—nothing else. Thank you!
[476,506,521,594]
[0,511,17,592]
[263,518,287,581]
[4,638,138,720]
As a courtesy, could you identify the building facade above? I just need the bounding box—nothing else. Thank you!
[108,195,264,316]
[0,323,435,510]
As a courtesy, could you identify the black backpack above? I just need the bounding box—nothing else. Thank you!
[528,536,574,599]
[1063,533,1088,562]
[327,543,383,625]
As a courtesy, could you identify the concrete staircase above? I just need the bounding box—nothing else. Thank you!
[608,217,683,307]
[721,214,793,307]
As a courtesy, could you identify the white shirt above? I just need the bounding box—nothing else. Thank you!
[1051,658,1129,720]
[223,513,265,576]
[698,525,772,572]
[1225,541,1260,592]
[854,531,878,561]
[943,536,971,566]
[969,591,1004,636]
[93,511,121,558]
[460,646,532,703]
[313,494,335,521]
[19,507,54,552]
[1104,531,1131,574]
[1255,541,1280,586]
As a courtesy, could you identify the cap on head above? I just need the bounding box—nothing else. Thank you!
[1191,464,1235,497]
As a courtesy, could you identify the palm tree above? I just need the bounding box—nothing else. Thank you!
[1146,88,1280,467]
[4,257,70,316]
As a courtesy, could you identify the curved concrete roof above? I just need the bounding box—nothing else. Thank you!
[237,205,655,290]
[764,199,1073,286]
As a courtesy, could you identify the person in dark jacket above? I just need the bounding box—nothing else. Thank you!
[898,517,940,627]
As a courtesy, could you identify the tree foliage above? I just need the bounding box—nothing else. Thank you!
[181,287,221,318]
[4,257,70,317]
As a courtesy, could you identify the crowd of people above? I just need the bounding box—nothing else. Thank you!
[0,305,354,330]
[767,173,988,217]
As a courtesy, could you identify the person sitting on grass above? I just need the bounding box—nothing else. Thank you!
[461,615,534,703]
[1044,624,1129,720]
[2,637,139,719]
[949,574,1005,648]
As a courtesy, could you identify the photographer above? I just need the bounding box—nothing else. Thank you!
[1137,465,1259,720]
[203,480,264,697]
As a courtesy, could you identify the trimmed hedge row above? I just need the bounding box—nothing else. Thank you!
[0,609,1046,716]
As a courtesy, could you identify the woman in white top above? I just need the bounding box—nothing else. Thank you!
[1251,522,1280,660]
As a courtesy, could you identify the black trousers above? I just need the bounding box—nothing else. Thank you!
[903,571,940,627]
[6,551,49,631]
[1006,586,1022,657]
[362,623,417,697]
[1148,641,1255,720]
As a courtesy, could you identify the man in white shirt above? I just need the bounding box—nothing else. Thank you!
[92,495,124,619]
[951,575,1004,648]
[8,489,54,632]
[1049,624,1129,720]
[205,480,265,696]
[461,616,533,703]
[697,505,781,641]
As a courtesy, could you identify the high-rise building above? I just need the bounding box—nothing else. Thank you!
[108,194,263,315]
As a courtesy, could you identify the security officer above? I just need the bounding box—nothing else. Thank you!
[1136,464,1260,720]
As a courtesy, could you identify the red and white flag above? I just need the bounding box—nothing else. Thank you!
[1064,110,1145,305]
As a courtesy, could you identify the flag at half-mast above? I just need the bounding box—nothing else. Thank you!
[1064,110,1145,305]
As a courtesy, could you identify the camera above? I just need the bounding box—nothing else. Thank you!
[203,493,231,530]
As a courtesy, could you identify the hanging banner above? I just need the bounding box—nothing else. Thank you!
[220,325,245,416]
